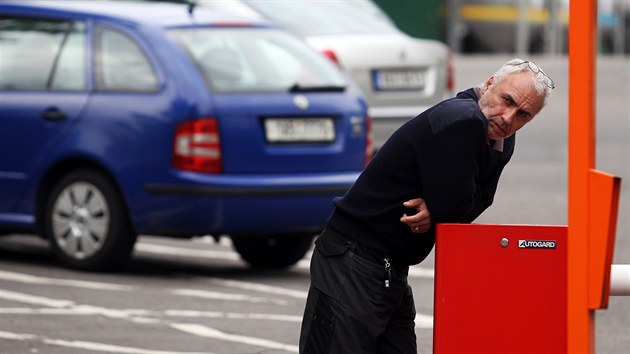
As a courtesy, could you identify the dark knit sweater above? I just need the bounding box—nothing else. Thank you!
[327,88,515,266]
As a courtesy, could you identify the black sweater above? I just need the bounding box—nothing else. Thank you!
[327,88,515,266]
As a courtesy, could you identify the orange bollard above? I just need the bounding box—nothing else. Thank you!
[568,1,597,352]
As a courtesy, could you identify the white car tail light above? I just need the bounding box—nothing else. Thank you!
[173,118,222,173]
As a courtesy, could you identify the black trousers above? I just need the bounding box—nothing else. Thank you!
[299,230,416,354]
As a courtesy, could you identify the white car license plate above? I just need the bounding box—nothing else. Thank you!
[373,69,426,91]
[264,118,335,143]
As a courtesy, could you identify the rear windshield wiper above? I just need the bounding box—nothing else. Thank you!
[288,84,347,93]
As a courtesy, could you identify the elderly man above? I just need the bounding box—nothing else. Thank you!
[299,58,555,354]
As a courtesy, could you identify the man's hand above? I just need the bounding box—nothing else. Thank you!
[400,198,432,233]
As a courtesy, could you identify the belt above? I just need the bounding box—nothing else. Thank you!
[322,228,387,262]
[322,228,409,285]
[352,242,388,265]
[349,238,412,286]
[324,228,393,266]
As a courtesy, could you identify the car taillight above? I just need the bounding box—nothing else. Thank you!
[173,118,222,173]
[365,115,373,166]
[321,49,341,67]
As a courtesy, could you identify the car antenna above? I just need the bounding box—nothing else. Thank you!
[187,0,197,17]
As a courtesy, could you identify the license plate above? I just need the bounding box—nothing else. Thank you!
[373,69,426,91]
[264,118,335,143]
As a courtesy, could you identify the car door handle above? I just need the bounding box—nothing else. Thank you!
[41,107,67,121]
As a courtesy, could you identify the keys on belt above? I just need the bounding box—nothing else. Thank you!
[384,257,392,289]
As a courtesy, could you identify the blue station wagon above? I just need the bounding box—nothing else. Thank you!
[0,0,371,270]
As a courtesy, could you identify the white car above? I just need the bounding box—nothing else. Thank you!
[199,0,454,147]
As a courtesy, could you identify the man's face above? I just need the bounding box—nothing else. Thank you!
[478,72,545,140]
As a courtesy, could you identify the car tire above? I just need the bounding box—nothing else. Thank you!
[44,169,136,271]
[231,234,314,269]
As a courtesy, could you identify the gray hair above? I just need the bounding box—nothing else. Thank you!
[477,58,553,107]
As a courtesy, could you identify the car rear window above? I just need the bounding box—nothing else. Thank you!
[0,16,87,91]
[168,27,347,93]
[242,0,398,36]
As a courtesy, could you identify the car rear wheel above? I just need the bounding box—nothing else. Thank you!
[231,234,314,269]
[44,169,136,271]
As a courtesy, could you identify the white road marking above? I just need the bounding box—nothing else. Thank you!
[170,288,288,305]
[171,323,299,353]
[0,289,281,319]
[415,313,434,329]
[0,289,74,308]
[189,235,230,246]
[164,310,302,322]
[0,270,133,290]
[0,307,84,315]
[296,259,311,268]
[409,266,435,278]
[0,306,149,317]
[135,242,240,261]
[0,330,37,340]
[0,330,213,354]
[0,307,303,323]
[208,278,308,299]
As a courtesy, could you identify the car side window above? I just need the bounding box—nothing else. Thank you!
[96,27,158,92]
[0,16,86,91]
[51,22,87,90]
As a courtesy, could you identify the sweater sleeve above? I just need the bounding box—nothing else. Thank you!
[419,116,488,223]
[462,136,515,222]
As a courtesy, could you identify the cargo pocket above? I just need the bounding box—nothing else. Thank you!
[310,230,352,301]
[303,287,335,354]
